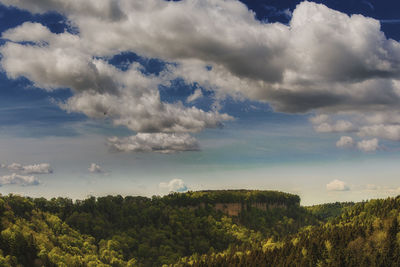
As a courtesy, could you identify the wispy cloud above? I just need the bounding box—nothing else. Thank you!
[187,88,203,103]
[1,163,53,174]
[88,163,105,174]
[0,173,39,186]
[362,1,374,11]
[380,19,400,24]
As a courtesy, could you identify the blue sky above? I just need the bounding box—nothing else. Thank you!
[0,0,400,204]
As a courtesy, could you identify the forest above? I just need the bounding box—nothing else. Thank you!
[0,190,399,266]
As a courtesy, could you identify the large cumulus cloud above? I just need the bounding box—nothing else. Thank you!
[1,0,400,152]
[0,18,232,152]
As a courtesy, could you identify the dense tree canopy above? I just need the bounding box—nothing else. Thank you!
[0,190,308,266]
[1,190,399,266]
[178,196,400,267]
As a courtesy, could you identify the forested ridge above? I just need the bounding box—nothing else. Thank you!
[178,197,400,266]
[0,190,312,266]
[0,190,398,266]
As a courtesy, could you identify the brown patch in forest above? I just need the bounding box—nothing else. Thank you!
[213,202,287,216]
[214,203,243,216]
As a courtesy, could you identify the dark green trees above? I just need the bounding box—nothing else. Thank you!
[0,190,303,266]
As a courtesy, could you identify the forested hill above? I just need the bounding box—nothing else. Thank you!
[160,190,300,206]
[0,190,313,266]
[4,190,398,266]
[179,196,400,266]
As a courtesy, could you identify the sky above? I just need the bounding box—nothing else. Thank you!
[0,0,400,205]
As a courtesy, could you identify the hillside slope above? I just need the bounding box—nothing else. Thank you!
[0,190,316,266]
[178,196,400,266]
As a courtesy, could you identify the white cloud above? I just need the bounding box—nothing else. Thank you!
[0,173,40,186]
[21,163,53,174]
[309,114,330,125]
[314,120,356,133]
[2,0,400,150]
[357,138,379,152]
[310,112,400,147]
[187,88,203,103]
[0,22,232,138]
[326,179,350,191]
[107,133,199,154]
[2,1,399,109]
[61,91,232,133]
[88,163,104,173]
[0,0,124,19]
[1,163,53,174]
[358,124,400,141]
[159,178,188,193]
[336,136,355,148]
[6,163,23,171]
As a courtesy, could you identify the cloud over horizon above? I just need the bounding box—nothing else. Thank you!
[159,178,188,193]
[326,179,350,191]
[1,163,53,174]
[88,163,104,174]
[0,173,40,186]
